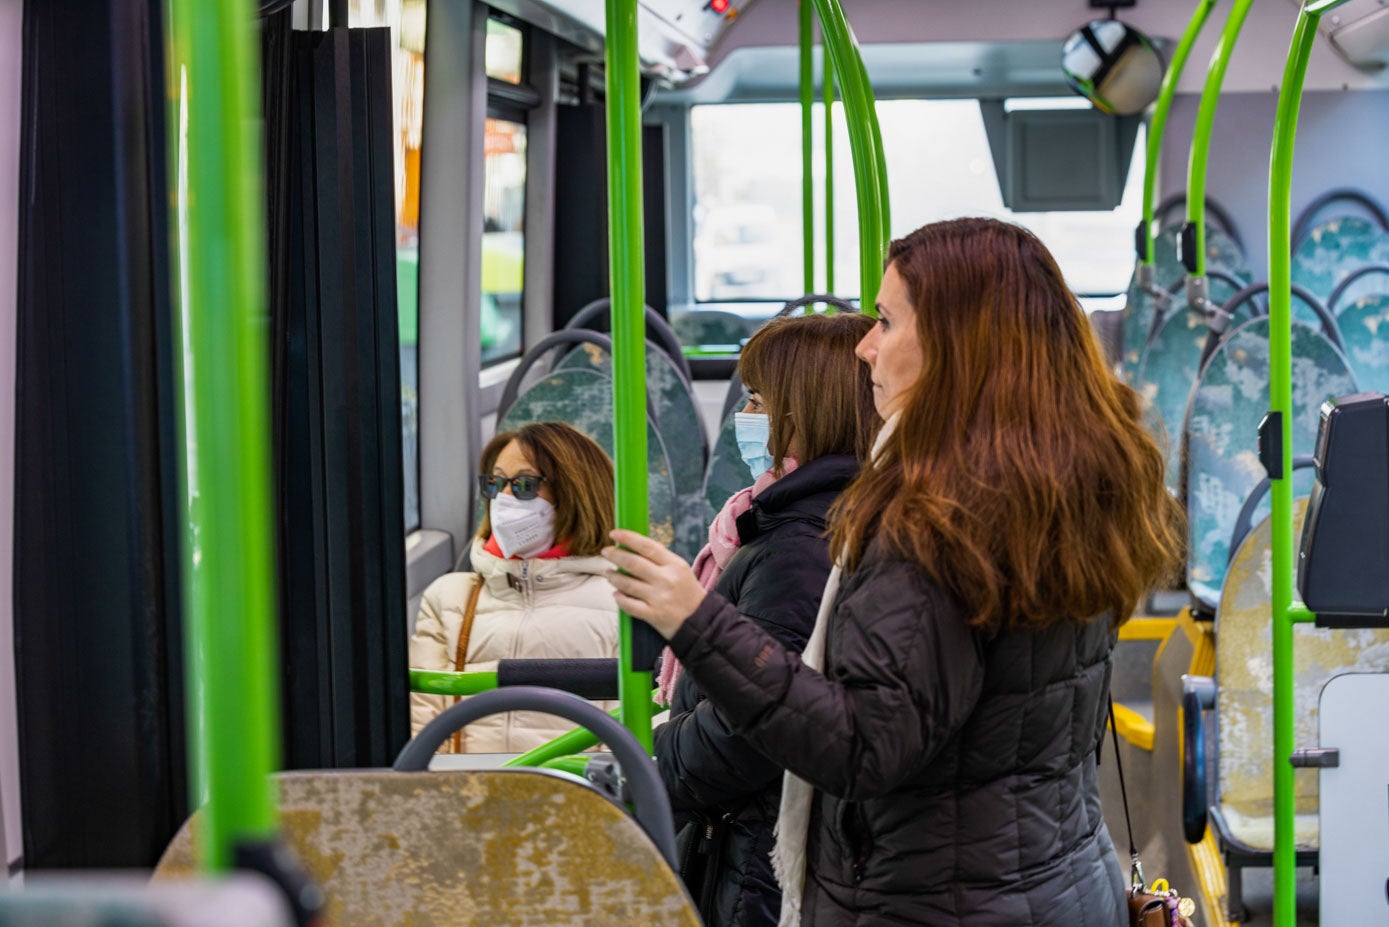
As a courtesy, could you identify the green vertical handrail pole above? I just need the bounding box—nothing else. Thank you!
[1186,0,1254,280]
[800,0,815,294]
[1268,4,1339,921]
[824,51,836,293]
[165,0,281,869]
[1139,0,1218,271]
[605,0,655,753]
[853,45,891,250]
[811,0,886,310]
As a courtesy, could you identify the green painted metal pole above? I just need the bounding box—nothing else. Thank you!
[1141,0,1218,266]
[504,699,664,767]
[409,670,501,696]
[811,0,886,310]
[824,51,836,293]
[800,0,815,294]
[605,0,655,754]
[165,0,280,870]
[1268,5,1339,921]
[1187,0,1254,276]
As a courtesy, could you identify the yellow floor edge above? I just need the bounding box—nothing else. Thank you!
[1188,827,1238,926]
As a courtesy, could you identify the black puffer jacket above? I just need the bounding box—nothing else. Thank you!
[655,454,859,927]
[670,543,1127,927]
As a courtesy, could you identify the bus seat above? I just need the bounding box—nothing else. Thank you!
[671,309,752,352]
[496,366,686,558]
[1181,500,1389,917]
[1121,224,1250,381]
[553,341,709,537]
[1291,214,1389,308]
[1183,318,1357,613]
[155,768,701,927]
[1334,292,1389,393]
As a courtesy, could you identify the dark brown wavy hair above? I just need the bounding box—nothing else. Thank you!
[829,218,1184,631]
[739,312,879,473]
[476,422,615,556]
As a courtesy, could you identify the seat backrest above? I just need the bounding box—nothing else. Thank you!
[702,410,754,529]
[1216,501,1389,841]
[1135,303,1209,495]
[1121,225,1251,380]
[671,308,752,351]
[155,769,701,927]
[497,367,688,559]
[1291,215,1389,307]
[1333,292,1389,394]
[1184,318,1357,611]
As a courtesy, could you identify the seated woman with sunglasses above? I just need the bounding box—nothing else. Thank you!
[409,421,619,753]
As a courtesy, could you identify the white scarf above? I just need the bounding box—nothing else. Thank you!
[772,412,898,927]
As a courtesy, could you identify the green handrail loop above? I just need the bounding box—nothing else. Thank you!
[1185,0,1254,287]
[800,0,815,294]
[605,0,656,754]
[504,699,664,767]
[1267,3,1351,922]
[810,0,887,310]
[165,0,281,870]
[1138,0,1218,285]
[410,669,501,696]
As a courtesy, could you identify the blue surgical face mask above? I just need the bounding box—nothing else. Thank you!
[733,412,774,480]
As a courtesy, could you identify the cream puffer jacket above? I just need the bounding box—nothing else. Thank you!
[409,536,620,753]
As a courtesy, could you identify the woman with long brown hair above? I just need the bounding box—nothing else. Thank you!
[605,218,1184,926]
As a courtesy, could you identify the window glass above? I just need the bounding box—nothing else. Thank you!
[486,18,525,84]
[481,118,527,365]
[689,100,1145,308]
[352,0,425,532]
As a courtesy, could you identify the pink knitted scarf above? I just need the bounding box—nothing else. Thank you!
[655,457,799,705]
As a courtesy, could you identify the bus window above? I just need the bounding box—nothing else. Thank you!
[687,99,1144,313]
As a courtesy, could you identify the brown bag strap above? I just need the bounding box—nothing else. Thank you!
[449,576,485,753]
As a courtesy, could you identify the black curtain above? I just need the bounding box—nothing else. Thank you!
[13,0,185,868]
[274,27,409,770]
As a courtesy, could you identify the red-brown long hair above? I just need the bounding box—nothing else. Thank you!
[830,218,1184,631]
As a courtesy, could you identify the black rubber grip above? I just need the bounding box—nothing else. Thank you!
[496,659,620,700]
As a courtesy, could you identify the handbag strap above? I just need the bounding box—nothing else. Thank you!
[1108,695,1145,890]
[449,576,485,753]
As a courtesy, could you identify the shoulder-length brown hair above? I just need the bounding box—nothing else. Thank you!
[830,218,1184,631]
[476,421,615,556]
[739,312,879,473]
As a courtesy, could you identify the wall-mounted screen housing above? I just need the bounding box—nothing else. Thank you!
[979,102,1141,212]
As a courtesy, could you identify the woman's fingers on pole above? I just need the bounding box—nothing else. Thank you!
[601,544,658,581]
[609,529,679,564]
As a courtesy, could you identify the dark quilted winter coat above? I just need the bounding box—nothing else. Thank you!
[655,454,859,927]
[669,542,1128,927]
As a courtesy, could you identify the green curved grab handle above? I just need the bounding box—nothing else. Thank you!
[811,0,888,310]
[166,0,281,870]
[1186,0,1254,276]
[1140,0,1219,267]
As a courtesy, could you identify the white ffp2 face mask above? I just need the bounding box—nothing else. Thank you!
[489,491,557,559]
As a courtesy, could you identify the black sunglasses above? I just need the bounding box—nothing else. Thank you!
[478,473,547,501]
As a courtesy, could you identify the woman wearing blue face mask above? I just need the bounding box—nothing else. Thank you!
[654,312,878,927]
[409,422,619,753]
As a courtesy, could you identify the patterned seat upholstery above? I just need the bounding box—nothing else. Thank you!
[1184,318,1357,611]
[1135,291,1258,493]
[553,344,708,559]
[1215,500,1389,851]
[497,367,685,558]
[1291,216,1389,314]
[155,769,701,927]
[1121,225,1250,381]
[1334,292,1389,394]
